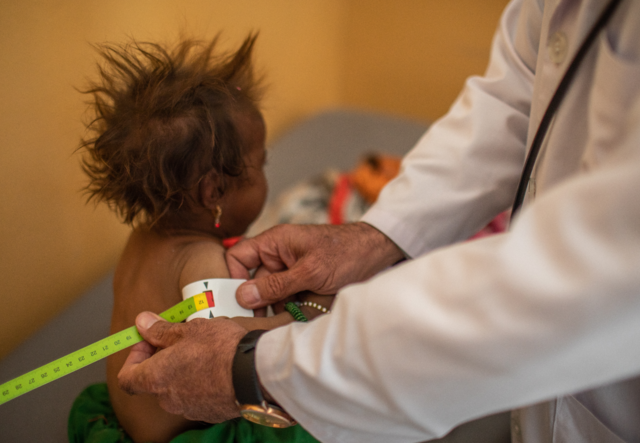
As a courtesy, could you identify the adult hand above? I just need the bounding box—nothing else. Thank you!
[226,222,404,310]
[118,312,247,423]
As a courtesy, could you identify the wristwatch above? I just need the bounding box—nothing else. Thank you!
[232,329,297,428]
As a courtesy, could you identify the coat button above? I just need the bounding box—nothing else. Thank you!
[548,31,568,64]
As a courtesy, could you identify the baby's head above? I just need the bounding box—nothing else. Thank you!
[81,33,267,236]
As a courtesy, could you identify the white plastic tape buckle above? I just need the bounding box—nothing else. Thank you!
[181,279,254,321]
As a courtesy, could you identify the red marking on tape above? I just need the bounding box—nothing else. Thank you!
[204,290,215,307]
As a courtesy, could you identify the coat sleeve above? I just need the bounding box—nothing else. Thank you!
[256,99,640,443]
[361,0,540,258]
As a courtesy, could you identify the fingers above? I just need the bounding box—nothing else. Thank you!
[253,265,273,280]
[246,267,278,313]
[226,237,262,280]
[253,306,268,317]
[229,223,381,309]
[135,312,183,349]
[226,227,291,279]
[128,340,157,364]
[236,267,310,309]
[118,341,155,395]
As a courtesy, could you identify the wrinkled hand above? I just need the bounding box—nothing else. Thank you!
[118,312,247,423]
[226,222,404,309]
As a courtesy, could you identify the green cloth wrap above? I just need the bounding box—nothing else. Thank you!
[68,383,319,443]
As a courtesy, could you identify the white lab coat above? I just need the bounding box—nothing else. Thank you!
[257,0,640,442]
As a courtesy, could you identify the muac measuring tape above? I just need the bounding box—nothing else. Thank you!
[0,293,213,406]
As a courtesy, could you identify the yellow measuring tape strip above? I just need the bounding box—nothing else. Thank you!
[0,294,213,406]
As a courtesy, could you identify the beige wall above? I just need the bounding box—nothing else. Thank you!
[0,0,507,359]
[342,0,508,122]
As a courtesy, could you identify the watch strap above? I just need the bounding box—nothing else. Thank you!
[232,329,268,406]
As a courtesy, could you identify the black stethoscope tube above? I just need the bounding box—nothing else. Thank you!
[510,0,624,221]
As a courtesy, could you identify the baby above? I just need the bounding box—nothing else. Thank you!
[75,34,328,443]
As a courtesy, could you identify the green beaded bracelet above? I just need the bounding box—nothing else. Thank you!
[284,302,308,322]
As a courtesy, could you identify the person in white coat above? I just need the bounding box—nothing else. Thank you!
[118,0,640,441]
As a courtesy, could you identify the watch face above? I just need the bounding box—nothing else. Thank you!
[240,405,296,428]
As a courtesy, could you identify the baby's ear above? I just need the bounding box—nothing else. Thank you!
[198,170,222,209]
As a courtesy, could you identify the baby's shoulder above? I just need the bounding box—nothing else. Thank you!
[177,238,229,289]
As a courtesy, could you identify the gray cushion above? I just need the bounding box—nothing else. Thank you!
[265,109,429,203]
[0,273,114,442]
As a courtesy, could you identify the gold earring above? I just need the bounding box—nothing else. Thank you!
[214,205,222,228]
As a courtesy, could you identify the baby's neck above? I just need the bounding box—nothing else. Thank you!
[152,214,222,241]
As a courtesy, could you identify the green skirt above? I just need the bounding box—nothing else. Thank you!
[68,384,319,443]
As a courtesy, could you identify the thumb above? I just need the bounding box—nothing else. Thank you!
[135,312,182,348]
[237,269,308,309]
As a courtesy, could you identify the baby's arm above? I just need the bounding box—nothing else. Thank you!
[107,241,230,442]
[107,294,198,443]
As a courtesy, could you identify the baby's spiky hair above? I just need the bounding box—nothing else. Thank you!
[80,33,263,225]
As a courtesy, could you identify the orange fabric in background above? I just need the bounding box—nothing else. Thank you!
[329,154,402,225]
[349,155,402,204]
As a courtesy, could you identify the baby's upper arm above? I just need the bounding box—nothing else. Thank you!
[178,241,230,291]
